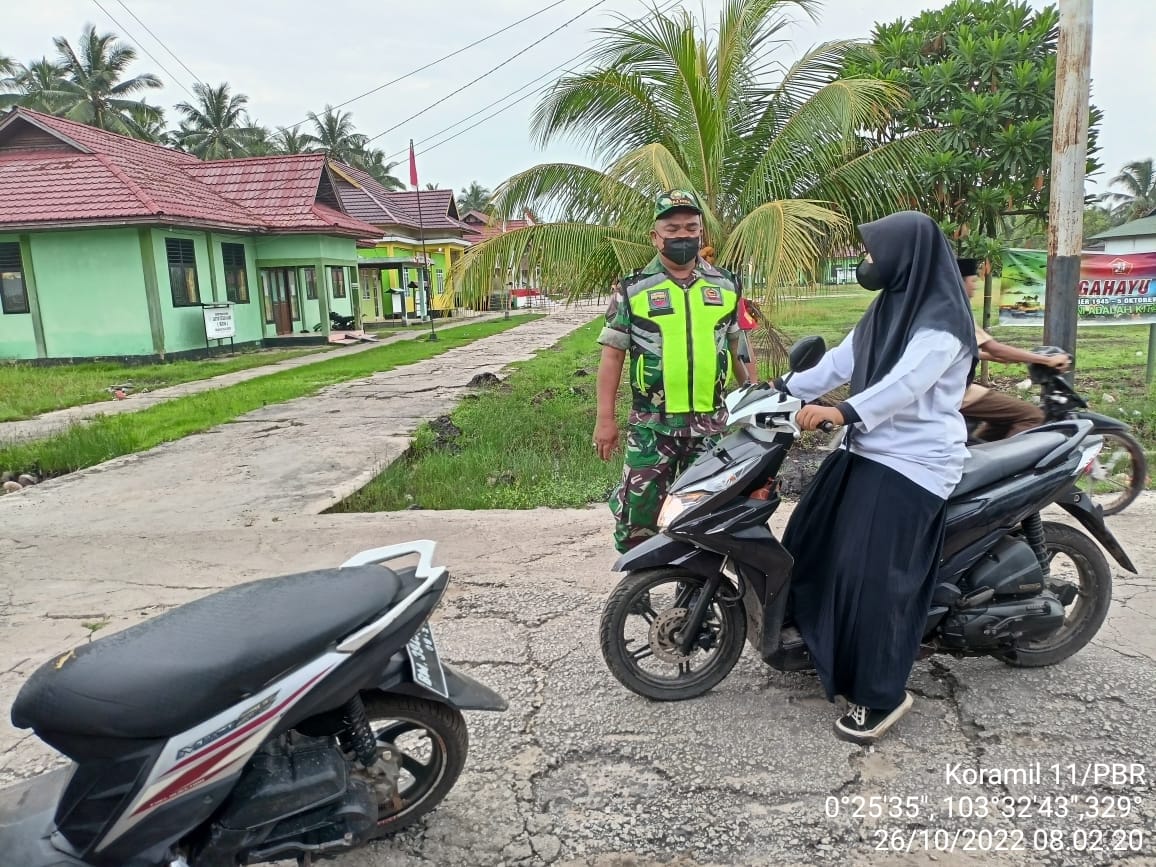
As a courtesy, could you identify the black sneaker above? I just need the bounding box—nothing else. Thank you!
[833,692,914,745]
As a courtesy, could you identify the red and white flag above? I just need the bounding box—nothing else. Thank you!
[408,140,419,189]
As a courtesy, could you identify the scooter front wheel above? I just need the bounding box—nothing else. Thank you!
[1077,430,1147,516]
[599,567,746,701]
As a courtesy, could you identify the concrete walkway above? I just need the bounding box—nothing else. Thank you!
[0,311,505,445]
[1,304,1154,866]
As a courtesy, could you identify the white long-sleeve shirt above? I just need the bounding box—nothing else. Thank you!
[785,327,971,499]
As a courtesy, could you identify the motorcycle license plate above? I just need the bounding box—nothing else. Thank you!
[406,622,448,698]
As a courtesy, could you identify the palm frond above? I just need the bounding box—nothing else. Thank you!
[451,222,646,305]
[488,162,649,227]
[739,77,906,207]
[720,198,847,305]
[804,129,940,227]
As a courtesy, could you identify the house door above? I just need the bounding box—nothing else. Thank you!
[261,268,298,335]
[359,267,381,321]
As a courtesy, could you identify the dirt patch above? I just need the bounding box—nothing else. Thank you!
[467,371,503,388]
[428,415,462,454]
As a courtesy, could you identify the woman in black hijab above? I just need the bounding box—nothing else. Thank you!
[778,211,979,744]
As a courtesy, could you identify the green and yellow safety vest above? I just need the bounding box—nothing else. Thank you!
[621,260,740,416]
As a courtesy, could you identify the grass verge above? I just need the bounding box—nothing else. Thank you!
[0,347,332,422]
[332,318,620,512]
[0,315,537,479]
[337,292,1156,513]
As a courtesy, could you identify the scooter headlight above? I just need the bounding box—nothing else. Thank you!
[656,455,762,530]
[657,490,711,529]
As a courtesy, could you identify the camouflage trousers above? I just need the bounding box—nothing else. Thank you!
[609,427,718,554]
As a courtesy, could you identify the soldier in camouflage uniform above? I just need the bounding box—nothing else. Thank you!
[593,190,756,553]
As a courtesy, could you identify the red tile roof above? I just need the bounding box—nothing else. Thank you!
[464,214,535,242]
[329,161,475,237]
[0,108,380,238]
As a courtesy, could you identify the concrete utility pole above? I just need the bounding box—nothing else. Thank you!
[1044,0,1093,362]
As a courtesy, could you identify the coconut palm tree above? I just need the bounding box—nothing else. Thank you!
[306,105,368,163]
[51,25,163,138]
[0,58,69,113]
[451,0,930,311]
[270,126,314,155]
[355,147,405,190]
[457,181,492,214]
[173,82,263,159]
[1101,159,1156,222]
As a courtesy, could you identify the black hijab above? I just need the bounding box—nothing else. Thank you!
[850,211,979,396]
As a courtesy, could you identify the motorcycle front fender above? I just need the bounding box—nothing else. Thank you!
[1055,488,1137,573]
[611,533,725,580]
[1073,410,1132,434]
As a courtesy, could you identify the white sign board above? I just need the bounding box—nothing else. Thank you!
[202,304,235,340]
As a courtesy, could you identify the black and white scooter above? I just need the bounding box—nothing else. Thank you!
[599,337,1136,701]
[0,540,504,866]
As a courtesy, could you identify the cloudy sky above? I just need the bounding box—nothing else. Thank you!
[5,0,1150,198]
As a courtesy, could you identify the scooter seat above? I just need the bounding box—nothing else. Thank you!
[11,565,406,743]
[953,430,1072,498]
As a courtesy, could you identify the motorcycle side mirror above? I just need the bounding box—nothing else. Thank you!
[788,336,826,373]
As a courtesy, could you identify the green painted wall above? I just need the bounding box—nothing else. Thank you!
[206,232,264,344]
[32,229,154,358]
[254,234,356,262]
[0,233,37,359]
[255,235,359,333]
[2,229,365,359]
[150,230,271,353]
[150,230,211,354]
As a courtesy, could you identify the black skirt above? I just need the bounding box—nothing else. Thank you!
[782,448,947,710]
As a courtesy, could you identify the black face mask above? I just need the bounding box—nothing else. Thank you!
[662,237,700,266]
[856,258,885,291]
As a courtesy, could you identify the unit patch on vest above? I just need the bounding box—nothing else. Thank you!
[647,289,673,314]
[701,285,724,306]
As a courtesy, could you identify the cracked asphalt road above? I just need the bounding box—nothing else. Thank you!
[1,310,1154,866]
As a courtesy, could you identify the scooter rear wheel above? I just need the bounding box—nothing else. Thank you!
[361,694,469,835]
[994,522,1112,668]
[599,567,746,701]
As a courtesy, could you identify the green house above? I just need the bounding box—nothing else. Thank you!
[0,107,383,361]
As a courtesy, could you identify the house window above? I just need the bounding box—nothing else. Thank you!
[0,242,30,314]
[166,238,200,307]
[436,269,445,296]
[221,243,249,303]
[303,267,317,300]
[329,266,347,298]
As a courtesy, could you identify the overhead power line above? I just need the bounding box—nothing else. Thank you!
[278,0,577,134]
[362,0,611,147]
[113,0,206,89]
[390,0,683,160]
[88,0,199,101]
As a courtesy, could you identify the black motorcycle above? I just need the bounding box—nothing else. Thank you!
[966,348,1148,517]
[600,337,1136,702]
[313,311,358,332]
[0,540,505,866]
